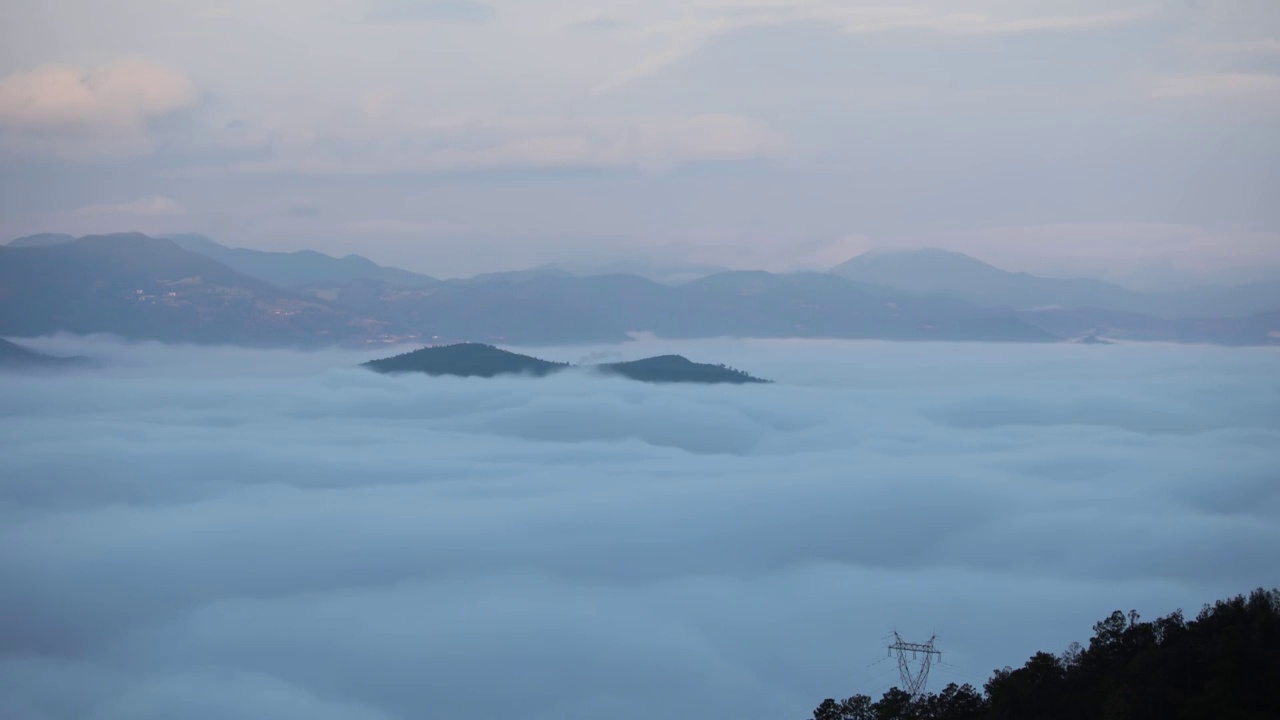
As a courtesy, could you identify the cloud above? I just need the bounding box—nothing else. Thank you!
[1147,72,1280,99]
[0,0,1275,272]
[341,218,473,233]
[1196,38,1280,56]
[365,0,496,24]
[0,59,198,158]
[593,2,1156,91]
[202,108,785,174]
[74,195,187,217]
[921,6,1152,35]
[283,199,321,218]
[569,13,628,32]
[0,336,1277,720]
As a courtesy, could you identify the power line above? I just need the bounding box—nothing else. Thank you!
[935,658,989,690]
[887,631,941,698]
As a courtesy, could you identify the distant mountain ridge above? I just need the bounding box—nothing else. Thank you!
[160,234,437,288]
[3,232,1277,347]
[7,233,76,248]
[6,232,436,289]
[363,343,771,384]
[340,267,1056,344]
[832,248,1280,319]
[0,233,365,345]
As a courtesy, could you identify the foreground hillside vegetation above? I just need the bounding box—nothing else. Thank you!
[809,588,1280,720]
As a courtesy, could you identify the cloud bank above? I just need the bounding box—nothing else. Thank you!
[74,195,187,217]
[202,109,785,175]
[0,59,198,158]
[0,337,1277,719]
[1,1,1276,280]
[365,0,497,24]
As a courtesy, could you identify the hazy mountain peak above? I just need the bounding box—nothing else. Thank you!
[831,246,1150,313]
[862,246,977,259]
[7,233,76,248]
[158,232,223,252]
[77,231,176,246]
[158,233,436,288]
[835,247,1010,277]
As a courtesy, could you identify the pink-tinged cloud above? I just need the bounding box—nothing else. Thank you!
[74,195,187,217]
[1147,73,1280,99]
[0,58,197,158]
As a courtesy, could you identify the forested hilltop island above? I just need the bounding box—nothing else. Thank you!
[806,588,1279,720]
[362,343,771,384]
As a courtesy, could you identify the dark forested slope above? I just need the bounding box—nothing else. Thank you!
[807,588,1280,720]
[362,343,569,377]
[594,355,770,384]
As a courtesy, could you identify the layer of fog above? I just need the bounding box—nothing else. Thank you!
[2,336,1278,720]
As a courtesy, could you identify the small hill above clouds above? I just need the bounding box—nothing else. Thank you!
[362,343,771,384]
[593,355,770,384]
[363,343,569,378]
[161,234,437,289]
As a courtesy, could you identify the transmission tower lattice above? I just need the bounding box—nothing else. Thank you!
[887,632,940,698]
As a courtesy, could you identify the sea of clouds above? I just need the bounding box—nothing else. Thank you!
[1,336,1278,720]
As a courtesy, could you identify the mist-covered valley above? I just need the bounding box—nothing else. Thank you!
[2,336,1277,720]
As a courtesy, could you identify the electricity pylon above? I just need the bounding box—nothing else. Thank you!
[887,632,940,698]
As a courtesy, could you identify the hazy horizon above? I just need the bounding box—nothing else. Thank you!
[2,1,1278,284]
[9,228,1280,290]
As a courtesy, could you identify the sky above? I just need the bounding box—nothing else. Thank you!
[1,0,1279,281]
[1,337,1278,719]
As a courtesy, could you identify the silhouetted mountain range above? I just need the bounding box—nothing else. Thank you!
[161,234,438,288]
[7,233,76,249]
[0,233,364,345]
[363,343,770,383]
[3,232,1277,347]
